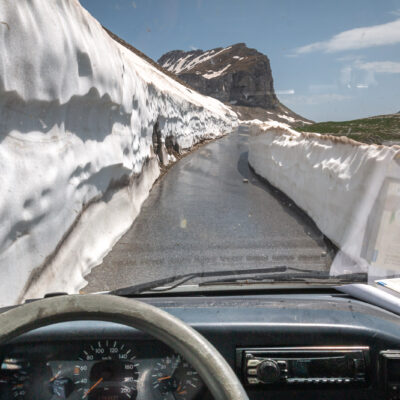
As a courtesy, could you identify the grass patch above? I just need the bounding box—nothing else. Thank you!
[295,113,400,145]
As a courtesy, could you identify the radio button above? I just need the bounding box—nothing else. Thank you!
[247,377,260,385]
[247,359,261,367]
[277,361,287,368]
[248,368,257,376]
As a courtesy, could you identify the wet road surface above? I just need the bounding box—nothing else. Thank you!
[84,126,334,293]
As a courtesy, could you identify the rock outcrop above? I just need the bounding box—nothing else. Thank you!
[158,43,311,124]
[159,43,279,109]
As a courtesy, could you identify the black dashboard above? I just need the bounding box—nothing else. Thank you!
[0,339,204,400]
[1,290,400,400]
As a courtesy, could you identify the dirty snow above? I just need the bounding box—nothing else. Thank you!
[278,114,296,123]
[0,0,237,306]
[248,124,400,277]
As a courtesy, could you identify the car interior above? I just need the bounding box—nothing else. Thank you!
[1,283,400,400]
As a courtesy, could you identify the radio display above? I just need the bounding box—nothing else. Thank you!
[290,357,355,378]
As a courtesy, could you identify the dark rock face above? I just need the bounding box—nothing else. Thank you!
[158,43,279,110]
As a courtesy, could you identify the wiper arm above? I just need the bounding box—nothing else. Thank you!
[198,271,368,286]
[109,265,315,296]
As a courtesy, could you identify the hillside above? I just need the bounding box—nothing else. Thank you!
[296,113,400,145]
[158,43,311,125]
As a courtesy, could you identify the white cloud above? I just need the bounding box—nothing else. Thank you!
[276,89,295,95]
[356,84,369,89]
[189,45,198,51]
[356,61,400,73]
[294,18,400,54]
[336,54,365,63]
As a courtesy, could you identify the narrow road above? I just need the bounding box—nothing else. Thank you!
[84,126,334,293]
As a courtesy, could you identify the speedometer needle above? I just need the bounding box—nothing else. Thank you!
[49,371,61,383]
[83,377,103,398]
[158,375,172,381]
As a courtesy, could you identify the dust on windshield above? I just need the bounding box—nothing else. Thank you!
[0,0,399,305]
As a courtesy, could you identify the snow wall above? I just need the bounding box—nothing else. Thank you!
[0,0,238,306]
[248,125,400,277]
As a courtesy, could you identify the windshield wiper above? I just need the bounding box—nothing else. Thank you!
[198,271,368,286]
[108,267,367,296]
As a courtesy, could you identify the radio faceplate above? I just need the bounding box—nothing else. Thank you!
[236,347,369,387]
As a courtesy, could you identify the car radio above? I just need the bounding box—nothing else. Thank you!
[236,347,369,386]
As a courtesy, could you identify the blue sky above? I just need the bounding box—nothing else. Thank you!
[81,0,400,122]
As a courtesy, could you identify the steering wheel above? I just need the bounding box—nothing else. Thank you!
[0,294,249,400]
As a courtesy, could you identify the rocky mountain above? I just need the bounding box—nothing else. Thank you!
[158,43,310,124]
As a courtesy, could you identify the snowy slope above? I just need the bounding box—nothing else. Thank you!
[0,0,237,306]
[248,124,400,276]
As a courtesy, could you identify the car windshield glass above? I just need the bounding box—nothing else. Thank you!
[0,0,399,305]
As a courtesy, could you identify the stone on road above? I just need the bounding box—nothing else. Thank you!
[84,126,333,293]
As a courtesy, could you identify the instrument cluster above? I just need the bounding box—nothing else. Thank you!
[0,340,205,400]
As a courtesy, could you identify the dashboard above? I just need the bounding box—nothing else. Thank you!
[1,290,400,400]
[0,340,205,400]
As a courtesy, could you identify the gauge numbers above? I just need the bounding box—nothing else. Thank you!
[76,340,139,400]
[151,354,202,400]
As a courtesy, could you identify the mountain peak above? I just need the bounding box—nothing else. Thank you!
[158,43,278,109]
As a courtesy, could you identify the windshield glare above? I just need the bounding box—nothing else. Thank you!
[0,0,399,306]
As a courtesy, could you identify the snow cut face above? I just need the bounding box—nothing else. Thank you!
[0,0,238,306]
[248,125,400,278]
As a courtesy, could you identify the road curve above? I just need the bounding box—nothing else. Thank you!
[84,126,333,293]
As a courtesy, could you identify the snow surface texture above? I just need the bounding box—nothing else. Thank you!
[248,124,400,277]
[0,0,237,306]
[162,46,233,74]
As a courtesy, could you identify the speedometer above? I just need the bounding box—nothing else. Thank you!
[75,340,139,400]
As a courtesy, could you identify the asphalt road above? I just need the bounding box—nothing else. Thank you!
[84,126,334,293]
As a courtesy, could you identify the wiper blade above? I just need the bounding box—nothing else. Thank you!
[198,271,368,286]
[109,265,315,296]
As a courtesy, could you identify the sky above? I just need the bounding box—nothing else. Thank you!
[80,0,400,122]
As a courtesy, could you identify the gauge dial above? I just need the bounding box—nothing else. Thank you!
[46,361,76,399]
[151,354,202,400]
[1,358,31,399]
[77,340,139,400]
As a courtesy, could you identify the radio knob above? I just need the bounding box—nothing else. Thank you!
[257,359,281,384]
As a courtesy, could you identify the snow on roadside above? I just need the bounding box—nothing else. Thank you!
[0,0,238,306]
[248,123,400,276]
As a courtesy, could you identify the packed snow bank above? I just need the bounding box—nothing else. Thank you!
[0,0,237,306]
[248,124,400,277]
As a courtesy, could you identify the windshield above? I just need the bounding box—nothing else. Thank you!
[0,0,399,305]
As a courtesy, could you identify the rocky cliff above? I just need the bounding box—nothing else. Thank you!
[158,43,310,124]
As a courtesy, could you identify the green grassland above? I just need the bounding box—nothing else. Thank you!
[295,113,400,145]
